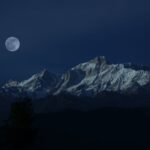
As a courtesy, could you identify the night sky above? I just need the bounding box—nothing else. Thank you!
[0,0,149,84]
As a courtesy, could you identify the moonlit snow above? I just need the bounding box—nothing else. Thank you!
[1,56,150,98]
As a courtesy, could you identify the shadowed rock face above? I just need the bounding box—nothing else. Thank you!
[1,56,150,98]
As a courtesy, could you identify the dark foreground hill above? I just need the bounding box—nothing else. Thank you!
[1,108,150,150]
[1,93,150,149]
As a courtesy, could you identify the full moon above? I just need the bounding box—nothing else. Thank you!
[5,37,20,52]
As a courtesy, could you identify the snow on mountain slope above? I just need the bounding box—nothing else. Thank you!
[2,56,150,98]
[2,69,59,98]
[55,56,150,96]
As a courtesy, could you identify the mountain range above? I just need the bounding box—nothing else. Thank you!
[1,56,150,99]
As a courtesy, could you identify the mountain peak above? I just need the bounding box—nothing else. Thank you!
[90,56,107,65]
[38,69,50,78]
[19,69,57,88]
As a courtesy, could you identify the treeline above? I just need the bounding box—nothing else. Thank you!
[0,98,36,150]
[1,92,150,149]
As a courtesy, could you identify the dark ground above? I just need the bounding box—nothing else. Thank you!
[27,108,150,150]
[1,93,150,149]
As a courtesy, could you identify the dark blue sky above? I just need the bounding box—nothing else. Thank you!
[0,0,149,83]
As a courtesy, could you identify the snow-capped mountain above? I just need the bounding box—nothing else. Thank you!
[1,56,150,98]
[1,69,59,98]
[55,56,150,96]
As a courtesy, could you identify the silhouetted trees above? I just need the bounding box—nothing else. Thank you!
[3,98,36,150]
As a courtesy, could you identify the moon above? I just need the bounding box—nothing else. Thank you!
[5,37,20,52]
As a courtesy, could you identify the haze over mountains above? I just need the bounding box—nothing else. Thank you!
[1,56,150,99]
